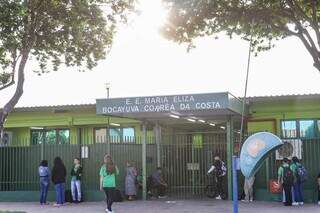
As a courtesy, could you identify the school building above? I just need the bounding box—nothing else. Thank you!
[1,92,320,202]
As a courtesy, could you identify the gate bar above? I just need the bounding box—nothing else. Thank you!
[142,123,147,200]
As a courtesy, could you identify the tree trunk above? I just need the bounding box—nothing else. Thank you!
[0,52,29,144]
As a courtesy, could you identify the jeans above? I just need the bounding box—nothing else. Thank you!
[54,183,65,204]
[71,180,81,202]
[39,178,49,204]
[293,182,303,203]
[103,187,115,211]
[283,184,292,206]
[216,176,224,197]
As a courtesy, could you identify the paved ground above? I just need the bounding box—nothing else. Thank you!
[0,200,319,213]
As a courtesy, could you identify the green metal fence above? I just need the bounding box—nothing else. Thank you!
[0,136,157,198]
[0,132,231,200]
[254,137,320,202]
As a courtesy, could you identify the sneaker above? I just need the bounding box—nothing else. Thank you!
[318,201,320,205]
[158,195,168,199]
[53,203,61,207]
[299,202,304,205]
[249,199,253,202]
[241,199,248,202]
[292,202,299,206]
[105,208,109,212]
[215,195,222,200]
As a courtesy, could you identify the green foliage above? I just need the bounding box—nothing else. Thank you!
[0,72,12,86]
[162,0,320,63]
[0,0,136,75]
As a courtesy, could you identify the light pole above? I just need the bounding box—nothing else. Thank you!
[105,82,110,99]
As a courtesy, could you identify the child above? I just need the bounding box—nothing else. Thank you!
[52,157,67,207]
[71,158,83,203]
[39,160,50,205]
[278,158,294,206]
[100,155,119,213]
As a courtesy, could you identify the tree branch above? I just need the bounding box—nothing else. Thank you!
[311,0,320,52]
[289,0,313,23]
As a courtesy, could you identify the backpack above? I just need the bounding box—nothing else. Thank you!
[282,166,294,185]
[216,161,227,177]
[296,164,308,183]
[39,166,49,177]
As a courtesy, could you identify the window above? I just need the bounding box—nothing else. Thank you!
[299,120,315,139]
[281,120,297,138]
[58,130,70,144]
[94,127,135,143]
[31,129,70,145]
[95,128,107,143]
[123,128,135,138]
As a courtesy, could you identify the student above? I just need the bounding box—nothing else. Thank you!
[100,155,119,213]
[317,173,320,205]
[52,157,67,207]
[70,158,83,203]
[125,161,138,201]
[150,167,168,198]
[39,160,50,205]
[242,176,255,202]
[291,156,306,206]
[207,156,227,200]
[278,158,294,206]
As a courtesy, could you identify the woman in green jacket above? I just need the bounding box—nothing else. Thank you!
[100,155,119,213]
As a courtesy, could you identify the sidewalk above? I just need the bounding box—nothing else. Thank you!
[0,200,319,213]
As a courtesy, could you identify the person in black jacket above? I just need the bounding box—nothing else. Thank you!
[70,158,83,203]
[52,157,67,207]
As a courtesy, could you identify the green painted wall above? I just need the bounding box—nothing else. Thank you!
[4,106,146,145]
[248,98,320,203]
[248,98,320,134]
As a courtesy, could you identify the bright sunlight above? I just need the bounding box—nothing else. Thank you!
[134,0,168,36]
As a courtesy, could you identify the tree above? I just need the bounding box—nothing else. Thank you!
[162,0,320,70]
[0,0,135,141]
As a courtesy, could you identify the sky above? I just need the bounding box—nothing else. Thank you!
[1,0,320,107]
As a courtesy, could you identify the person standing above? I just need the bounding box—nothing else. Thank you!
[291,156,306,206]
[125,161,138,201]
[207,155,227,200]
[278,158,294,206]
[242,176,255,202]
[71,158,83,203]
[100,155,119,213]
[39,160,50,205]
[52,157,67,207]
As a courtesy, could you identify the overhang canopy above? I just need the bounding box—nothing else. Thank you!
[96,92,243,120]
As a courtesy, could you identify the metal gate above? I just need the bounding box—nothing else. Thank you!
[160,133,227,199]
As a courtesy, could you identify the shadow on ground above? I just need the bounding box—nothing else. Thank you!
[0,200,319,213]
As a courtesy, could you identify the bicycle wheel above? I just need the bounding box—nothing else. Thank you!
[205,184,216,198]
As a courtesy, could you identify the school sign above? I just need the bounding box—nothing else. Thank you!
[96,92,243,117]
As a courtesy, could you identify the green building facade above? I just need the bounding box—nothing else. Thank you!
[1,93,320,202]
[247,94,320,202]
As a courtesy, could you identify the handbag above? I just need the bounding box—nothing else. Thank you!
[269,179,282,193]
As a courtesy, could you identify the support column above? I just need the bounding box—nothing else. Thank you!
[155,122,161,167]
[142,123,147,200]
[106,117,111,154]
[227,116,234,200]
